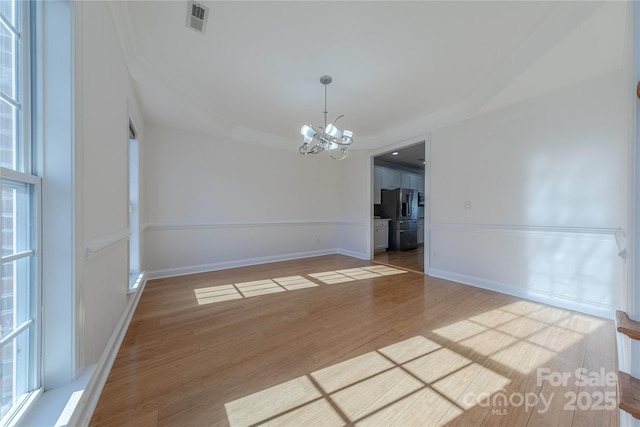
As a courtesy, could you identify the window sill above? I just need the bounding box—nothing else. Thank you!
[128,271,146,295]
[3,388,43,427]
[15,367,94,427]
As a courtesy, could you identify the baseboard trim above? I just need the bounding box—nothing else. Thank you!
[428,268,616,319]
[146,249,338,280]
[67,274,148,426]
[336,248,369,260]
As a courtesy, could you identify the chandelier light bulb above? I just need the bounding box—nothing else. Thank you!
[325,123,342,140]
[342,130,353,145]
[301,125,318,139]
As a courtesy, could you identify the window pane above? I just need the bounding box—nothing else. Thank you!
[0,2,16,31]
[1,179,32,340]
[0,337,13,417]
[0,19,16,101]
[1,180,30,256]
[1,328,32,420]
[0,100,17,170]
[1,257,31,340]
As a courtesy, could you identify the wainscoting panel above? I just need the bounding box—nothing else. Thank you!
[428,224,623,318]
[144,221,340,278]
[337,220,370,260]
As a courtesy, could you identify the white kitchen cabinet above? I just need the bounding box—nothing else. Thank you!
[402,173,418,190]
[417,219,424,244]
[374,219,390,251]
[381,168,401,189]
[374,167,382,204]
[418,174,425,192]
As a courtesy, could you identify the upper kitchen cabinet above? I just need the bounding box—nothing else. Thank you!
[402,173,418,190]
[381,168,401,190]
[374,167,382,204]
[374,165,424,204]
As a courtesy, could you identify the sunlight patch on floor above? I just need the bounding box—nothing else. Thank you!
[432,304,597,375]
[234,279,287,297]
[403,347,472,384]
[259,399,344,426]
[310,266,407,285]
[273,275,318,290]
[193,284,242,304]
[378,335,442,364]
[224,301,609,426]
[196,267,408,305]
[224,376,329,426]
[433,363,510,410]
[308,271,356,284]
[330,367,424,421]
[224,335,510,427]
[357,387,462,426]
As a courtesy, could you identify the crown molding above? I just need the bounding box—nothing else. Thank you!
[107,1,603,149]
[131,56,234,136]
[106,1,138,73]
[373,1,604,143]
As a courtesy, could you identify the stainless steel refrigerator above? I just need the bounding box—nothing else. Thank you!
[380,188,418,251]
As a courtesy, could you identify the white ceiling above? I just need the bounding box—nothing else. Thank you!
[376,142,426,171]
[110,1,628,151]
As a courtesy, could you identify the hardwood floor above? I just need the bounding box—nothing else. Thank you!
[90,254,617,427]
[374,244,424,273]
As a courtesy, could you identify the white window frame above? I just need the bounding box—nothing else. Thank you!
[0,0,42,424]
[128,118,142,291]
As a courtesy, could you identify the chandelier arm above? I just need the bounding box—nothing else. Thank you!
[333,114,344,125]
[317,134,331,145]
[329,147,348,160]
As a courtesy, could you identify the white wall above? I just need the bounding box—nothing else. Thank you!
[428,70,628,317]
[142,125,341,277]
[336,150,371,260]
[77,0,145,366]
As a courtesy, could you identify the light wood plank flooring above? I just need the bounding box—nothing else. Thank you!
[374,244,424,273]
[90,254,617,427]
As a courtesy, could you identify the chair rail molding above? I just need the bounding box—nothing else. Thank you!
[84,228,130,260]
[144,220,338,231]
[429,222,619,236]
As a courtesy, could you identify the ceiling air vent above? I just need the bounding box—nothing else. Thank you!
[186,0,209,34]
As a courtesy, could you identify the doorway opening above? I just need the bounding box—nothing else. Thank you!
[372,141,427,273]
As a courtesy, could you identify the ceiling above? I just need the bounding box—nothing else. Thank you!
[376,143,426,171]
[110,1,628,151]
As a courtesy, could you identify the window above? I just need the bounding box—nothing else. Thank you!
[0,0,40,423]
[128,119,141,290]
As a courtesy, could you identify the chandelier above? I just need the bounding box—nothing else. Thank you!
[299,75,353,160]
